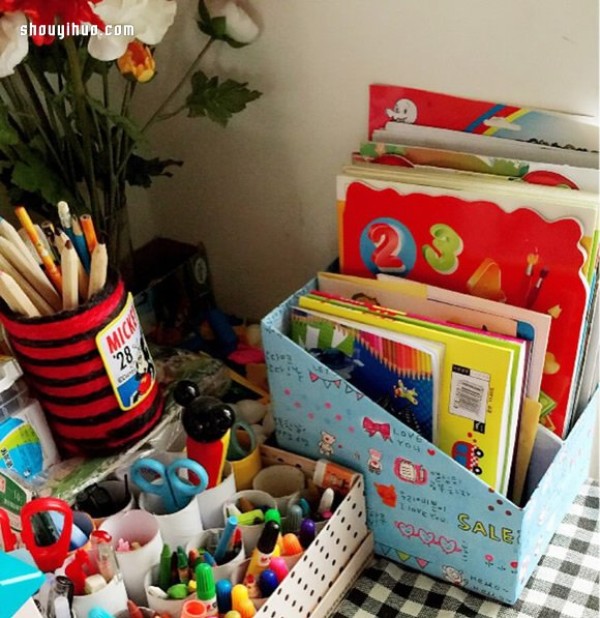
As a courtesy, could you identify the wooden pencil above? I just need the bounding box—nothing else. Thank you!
[60,240,78,311]
[0,216,43,274]
[79,214,98,255]
[14,206,63,294]
[87,242,107,300]
[0,270,41,317]
[0,253,53,316]
[54,230,89,301]
[0,237,61,311]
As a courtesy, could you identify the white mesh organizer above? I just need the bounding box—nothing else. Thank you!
[255,446,373,618]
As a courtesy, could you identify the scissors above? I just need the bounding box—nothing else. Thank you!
[130,457,209,514]
[227,419,258,461]
[18,497,73,572]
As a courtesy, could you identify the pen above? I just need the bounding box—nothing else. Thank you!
[214,515,238,564]
[15,206,63,294]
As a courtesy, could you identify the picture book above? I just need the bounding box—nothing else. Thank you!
[368,84,599,153]
[336,171,591,438]
[297,292,523,495]
[317,270,550,402]
[290,306,444,442]
[356,141,599,193]
[370,123,598,171]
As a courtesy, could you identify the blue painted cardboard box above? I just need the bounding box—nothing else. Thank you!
[261,280,598,604]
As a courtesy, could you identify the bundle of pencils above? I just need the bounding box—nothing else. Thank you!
[0,202,108,318]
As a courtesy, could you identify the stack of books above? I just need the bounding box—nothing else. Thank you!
[290,85,599,504]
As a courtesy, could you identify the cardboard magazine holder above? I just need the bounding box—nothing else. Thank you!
[261,279,598,605]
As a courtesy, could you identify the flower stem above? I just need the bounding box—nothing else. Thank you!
[114,38,215,180]
[63,37,100,220]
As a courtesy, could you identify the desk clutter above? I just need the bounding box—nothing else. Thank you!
[261,84,599,605]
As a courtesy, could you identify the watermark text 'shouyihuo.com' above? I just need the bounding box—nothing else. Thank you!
[20,23,135,40]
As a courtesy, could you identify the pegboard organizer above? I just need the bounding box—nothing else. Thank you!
[255,446,371,617]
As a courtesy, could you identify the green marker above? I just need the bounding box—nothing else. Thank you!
[196,563,217,615]
[158,543,172,592]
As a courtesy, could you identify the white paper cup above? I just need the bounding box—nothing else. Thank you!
[186,528,247,582]
[144,563,194,617]
[196,462,236,530]
[224,490,277,555]
[252,465,305,514]
[72,576,128,617]
[139,490,204,549]
[99,509,163,606]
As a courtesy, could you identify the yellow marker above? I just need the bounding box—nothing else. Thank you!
[14,206,62,294]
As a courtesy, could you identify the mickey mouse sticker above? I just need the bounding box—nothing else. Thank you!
[96,293,157,410]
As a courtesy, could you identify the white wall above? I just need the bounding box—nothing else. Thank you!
[132,0,599,476]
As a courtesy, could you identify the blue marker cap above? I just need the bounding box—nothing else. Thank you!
[258,569,279,597]
[216,578,233,613]
[297,498,311,518]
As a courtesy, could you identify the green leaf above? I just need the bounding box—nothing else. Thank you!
[186,71,261,127]
[86,95,147,147]
[0,104,19,147]
[125,154,183,188]
[11,153,72,205]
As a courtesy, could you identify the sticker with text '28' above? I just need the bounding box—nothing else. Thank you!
[96,293,156,410]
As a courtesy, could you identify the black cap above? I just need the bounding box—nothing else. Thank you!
[257,520,280,554]
[181,396,235,442]
[173,380,201,407]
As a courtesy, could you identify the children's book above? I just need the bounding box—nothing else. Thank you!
[297,292,525,495]
[368,84,599,154]
[336,170,592,439]
[290,306,444,442]
[356,141,599,193]
[317,271,550,402]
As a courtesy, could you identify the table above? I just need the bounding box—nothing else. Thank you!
[333,479,599,618]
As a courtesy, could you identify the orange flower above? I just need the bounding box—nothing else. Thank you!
[117,40,156,83]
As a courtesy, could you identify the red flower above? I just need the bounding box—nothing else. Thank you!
[2,0,106,45]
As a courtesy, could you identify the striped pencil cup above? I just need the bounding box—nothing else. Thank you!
[0,270,164,456]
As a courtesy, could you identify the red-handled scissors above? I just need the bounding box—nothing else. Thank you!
[0,507,17,551]
[20,497,73,572]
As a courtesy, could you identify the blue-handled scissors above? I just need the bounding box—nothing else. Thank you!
[130,457,209,514]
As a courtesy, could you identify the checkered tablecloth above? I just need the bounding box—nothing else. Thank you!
[333,479,599,618]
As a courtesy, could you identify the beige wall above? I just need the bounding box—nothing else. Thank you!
[131,0,599,476]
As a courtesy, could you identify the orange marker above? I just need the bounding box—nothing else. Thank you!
[79,214,98,254]
[14,206,62,294]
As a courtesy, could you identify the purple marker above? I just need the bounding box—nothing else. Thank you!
[299,518,316,549]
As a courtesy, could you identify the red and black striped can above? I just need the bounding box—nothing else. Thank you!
[0,271,163,457]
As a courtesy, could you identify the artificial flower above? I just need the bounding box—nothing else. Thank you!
[0,12,28,77]
[218,0,259,44]
[117,40,156,83]
[88,0,177,61]
[4,0,105,45]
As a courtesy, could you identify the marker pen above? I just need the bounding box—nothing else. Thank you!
[231,583,250,613]
[317,487,335,516]
[299,518,316,549]
[214,516,238,564]
[174,381,235,488]
[195,562,218,617]
[268,557,289,582]
[282,504,303,535]
[257,569,278,597]
[215,578,233,615]
[242,520,280,592]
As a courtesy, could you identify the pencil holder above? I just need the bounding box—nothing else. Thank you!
[0,270,164,456]
[144,563,194,617]
[224,490,278,555]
